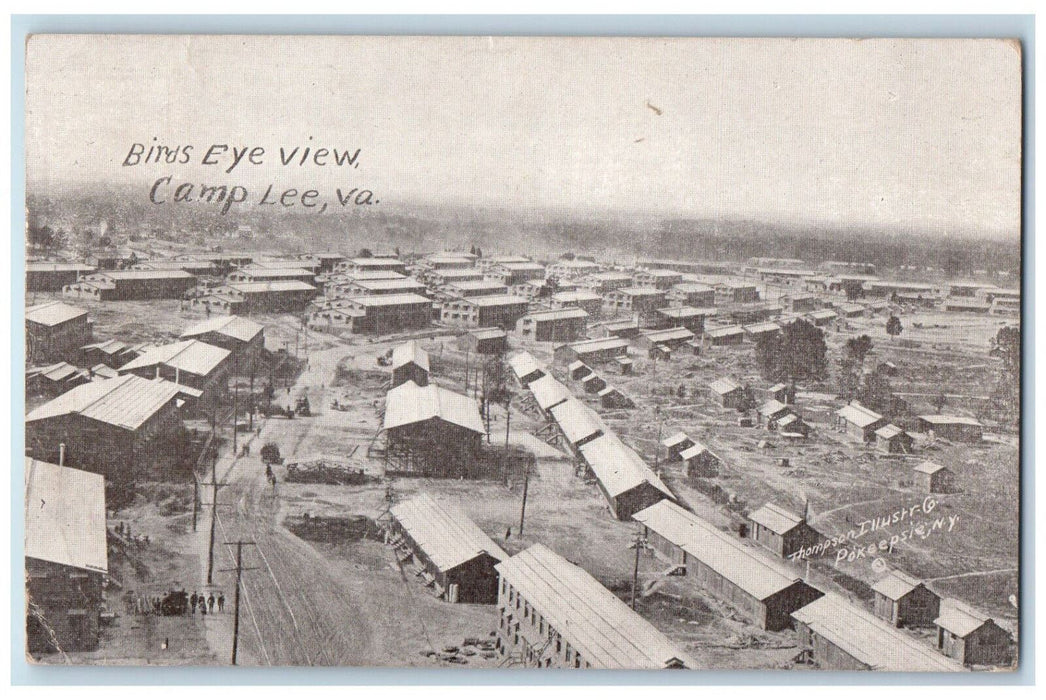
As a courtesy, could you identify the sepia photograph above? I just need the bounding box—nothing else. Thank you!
[20,33,1022,672]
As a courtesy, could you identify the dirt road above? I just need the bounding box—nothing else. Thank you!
[202,339,396,666]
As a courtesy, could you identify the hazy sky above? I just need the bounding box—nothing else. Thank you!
[26,35,1021,237]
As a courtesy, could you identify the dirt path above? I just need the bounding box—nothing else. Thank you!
[200,338,401,666]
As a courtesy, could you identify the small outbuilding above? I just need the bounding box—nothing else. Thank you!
[875,423,914,454]
[917,415,984,443]
[581,374,607,394]
[680,441,719,477]
[390,340,430,388]
[935,599,1013,667]
[913,461,955,493]
[872,569,941,628]
[709,377,744,409]
[597,385,634,409]
[569,361,592,380]
[662,432,694,462]
[746,503,820,560]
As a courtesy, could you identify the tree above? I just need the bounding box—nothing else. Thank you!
[842,279,864,302]
[357,247,373,258]
[993,326,1020,376]
[560,252,576,260]
[845,335,874,365]
[858,367,894,416]
[886,315,903,337]
[755,319,828,383]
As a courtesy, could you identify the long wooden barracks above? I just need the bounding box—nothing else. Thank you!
[388,493,507,604]
[634,500,823,631]
[494,543,694,669]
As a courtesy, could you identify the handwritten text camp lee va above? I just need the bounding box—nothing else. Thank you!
[122,141,377,214]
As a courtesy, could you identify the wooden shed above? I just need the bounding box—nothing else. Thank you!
[872,569,941,628]
[935,599,1013,667]
[913,460,955,493]
[680,441,719,477]
[875,423,914,454]
[709,377,744,409]
[390,340,430,389]
[746,503,821,560]
[662,432,694,462]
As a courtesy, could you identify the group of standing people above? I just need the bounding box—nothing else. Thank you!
[189,591,224,616]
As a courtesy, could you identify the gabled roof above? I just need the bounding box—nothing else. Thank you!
[391,340,430,372]
[744,321,781,334]
[564,337,630,354]
[226,280,316,293]
[507,352,546,384]
[551,291,602,302]
[662,432,692,448]
[918,414,983,427]
[836,402,884,428]
[181,315,264,343]
[25,458,108,573]
[389,493,507,572]
[747,503,805,535]
[935,599,1001,638]
[459,294,529,307]
[874,423,907,440]
[119,339,230,377]
[709,377,741,395]
[642,327,694,344]
[527,374,572,412]
[657,306,716,319]
[26,300,88,326]
[81,338,128,355]
[914,460,950,475]
[28,362,85,383]
[26,374,181,431]
[550,399,606,446]
[705,325,745,338]
[679,441,711,461]
[758,399,790,417]
[792,593,966,672]
[633,500,805,602]
[27,262,96,273]
[466,327,507,340]
[579,433,672,500]
[522,307,590,322]
[872,569,927,601]
[93,269,195,280]
[383,381,485,434]
[347,293,431,307]
[614,287,666,297]
[494,544,694,669]
[807,309,838,320]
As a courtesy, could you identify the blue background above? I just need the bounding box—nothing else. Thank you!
[9,13,1035,686]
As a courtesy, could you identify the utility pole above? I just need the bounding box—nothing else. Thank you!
[219,541,258,666]
[504,395,511,448]
[232,380,239,457]
[192,475,199,532]
[653,405,664,473]
[518,462,530,538]
[630,528,650,610]
[201,464,228,585]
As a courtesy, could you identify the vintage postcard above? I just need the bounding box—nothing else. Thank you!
[22,35,1021,671]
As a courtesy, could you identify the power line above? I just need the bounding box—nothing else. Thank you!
[218,540,258,666]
